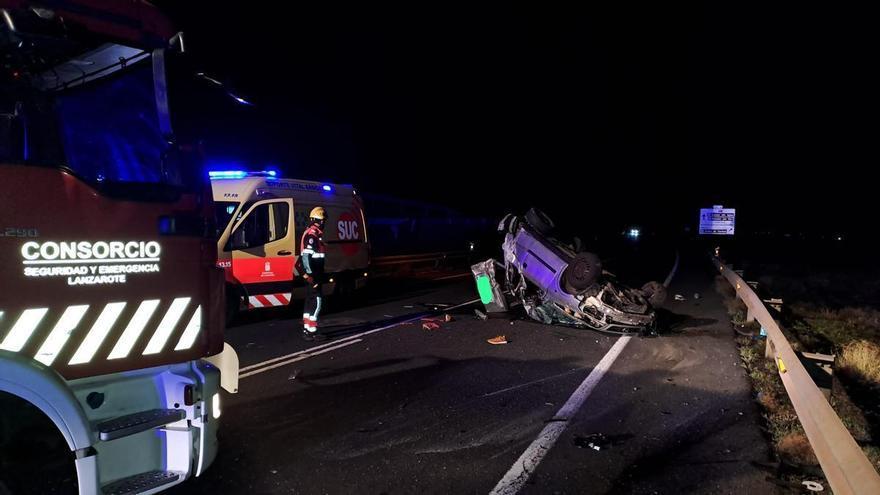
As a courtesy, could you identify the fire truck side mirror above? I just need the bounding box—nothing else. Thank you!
[0,113,25,162]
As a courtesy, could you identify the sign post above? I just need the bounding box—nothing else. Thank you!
[699,205,736,235]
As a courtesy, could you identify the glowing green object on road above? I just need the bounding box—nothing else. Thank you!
[476,275,494,304]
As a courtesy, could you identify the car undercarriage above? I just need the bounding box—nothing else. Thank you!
[473,209,664,335]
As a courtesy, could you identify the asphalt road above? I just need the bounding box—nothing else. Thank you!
[171,247,776,495]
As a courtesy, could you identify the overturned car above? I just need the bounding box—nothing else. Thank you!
[473,209,664,334]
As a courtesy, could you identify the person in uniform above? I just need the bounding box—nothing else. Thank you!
[300,207,326,341]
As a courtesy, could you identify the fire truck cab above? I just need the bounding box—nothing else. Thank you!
[210,172,370,314]
[0,2,237,494]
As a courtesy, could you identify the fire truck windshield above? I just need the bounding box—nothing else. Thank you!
[55,58,174,185]
[1,25,201,196]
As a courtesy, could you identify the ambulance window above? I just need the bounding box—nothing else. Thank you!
[269,202,290,241]
[227,203,271,251]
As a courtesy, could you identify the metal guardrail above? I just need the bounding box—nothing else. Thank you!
[371,251,470,267]
[713,256,880,495]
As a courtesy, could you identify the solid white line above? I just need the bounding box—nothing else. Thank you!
[433,272,472,281]
[489,336,632,495]
[239,339,363,379]
[22,258,160,265]
[239,297,482,374]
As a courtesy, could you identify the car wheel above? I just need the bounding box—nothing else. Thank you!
[640,281,667,306]
[563,252,602,293]
[524,208,555,235]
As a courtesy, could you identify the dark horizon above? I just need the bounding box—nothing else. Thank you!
[156,2,875,237]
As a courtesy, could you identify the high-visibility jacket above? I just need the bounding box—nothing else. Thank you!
[299,222,325,276]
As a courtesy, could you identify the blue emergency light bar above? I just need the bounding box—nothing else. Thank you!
[209,170,278,179]
[209,170,248,179]
[322,184,333,192]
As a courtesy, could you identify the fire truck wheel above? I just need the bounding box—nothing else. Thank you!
[0,393,77,494]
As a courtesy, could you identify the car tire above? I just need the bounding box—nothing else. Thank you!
[563,252,602,294]
[524,208,555,235]
[641,281,667,306]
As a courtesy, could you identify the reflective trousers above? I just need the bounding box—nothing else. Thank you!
[303,282,323,333]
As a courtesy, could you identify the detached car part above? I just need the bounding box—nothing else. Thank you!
[483,210,659,334]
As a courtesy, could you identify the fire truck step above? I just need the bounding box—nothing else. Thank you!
[96,409,186,441]
[102,470,184,495]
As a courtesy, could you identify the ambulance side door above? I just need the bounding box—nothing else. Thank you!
[225,198,296,294]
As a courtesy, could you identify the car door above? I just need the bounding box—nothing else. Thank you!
[225,198,295,299]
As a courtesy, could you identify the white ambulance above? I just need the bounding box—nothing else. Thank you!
[210,171,370,316]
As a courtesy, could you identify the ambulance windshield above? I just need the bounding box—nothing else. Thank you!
[214,201,240,235]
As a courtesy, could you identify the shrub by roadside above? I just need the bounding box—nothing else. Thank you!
[717,274,880,475]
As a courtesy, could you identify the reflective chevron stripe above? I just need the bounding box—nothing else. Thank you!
[68,302,126,365]
[108,300,160,360]
[143,297,190,355]
[0,308,48,352]
[174,306,202,351]
[35,305,89,366]
[247,292,291,309]
[0,298,204,366]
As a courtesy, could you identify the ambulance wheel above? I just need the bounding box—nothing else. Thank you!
[225,286,241,323]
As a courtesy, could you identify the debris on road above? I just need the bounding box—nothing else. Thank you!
[487,335,508,345]
[288,370,301,380]
[573,433,609,451]
[693,292,701,299]
[424,302,454,311]
[674,294,686,301]
[474,309,488,320]
[801,480,824,492]
[420,315,452,330]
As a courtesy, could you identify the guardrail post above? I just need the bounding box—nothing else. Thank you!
[746,306,755,323]
[713,256,880,495]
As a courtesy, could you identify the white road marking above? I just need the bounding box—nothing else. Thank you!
[489,336,633,495]
[433,272,472,281]
[663,251,680,288]
[238,297,482,375]
[239,339,363,379]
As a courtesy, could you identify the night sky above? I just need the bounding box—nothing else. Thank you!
[156,2,874,236]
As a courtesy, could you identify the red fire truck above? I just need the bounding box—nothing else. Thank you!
[0,2,237,494]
